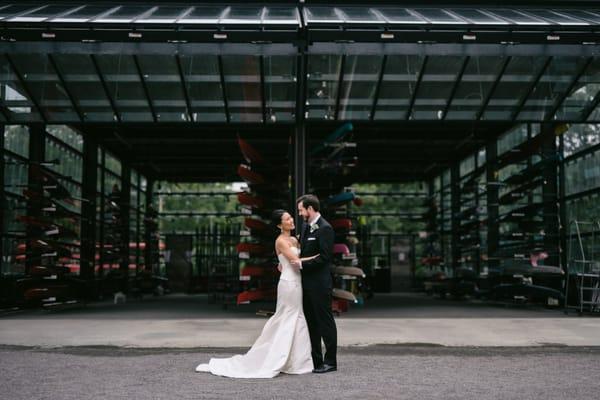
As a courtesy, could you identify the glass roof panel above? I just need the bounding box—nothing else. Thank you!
[446,56,507,120]
[558,10,600,24]
[180,55,225,122]
[8,5,82,22]
[264,7,300,25]
[52,54,114,122]
[137,55,188,122]
[221,6,263,24]
[527,9,589,25]
[412,9,467,24]
[178,6,225,24]
[264,56,296,123]
[376,8,425,24]
[0,5,46,21]
[50,5,120,23]
[517,56,590,121]
[374,55,424,120]
[95,54,152,121]
[10,54,78,122]
[482,56,550,120]
[304,7,342,24]
[307,54,343,120]
[448,9,509,25]
[556,57,600,121]
[337,7,383,23]
[135,6,191,24]
[0,55,42,122]
[338,55,383,120]
[410,56,467,120]
[222,55,262,122]
[93,6,154,23]
[484,9,548,25]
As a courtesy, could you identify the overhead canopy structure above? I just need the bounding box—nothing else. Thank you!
[1,1,600,181]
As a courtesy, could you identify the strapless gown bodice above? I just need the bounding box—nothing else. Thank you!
[278,247,302,283]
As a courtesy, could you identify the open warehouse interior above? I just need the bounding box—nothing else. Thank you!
[2,0,600,317]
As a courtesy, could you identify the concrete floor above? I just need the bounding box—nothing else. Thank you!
[2,345,600,400]
[1,292,599,348]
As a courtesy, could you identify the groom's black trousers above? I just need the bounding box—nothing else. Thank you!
[303,287,337,367]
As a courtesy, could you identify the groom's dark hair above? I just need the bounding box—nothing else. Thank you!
[297,194,320,212]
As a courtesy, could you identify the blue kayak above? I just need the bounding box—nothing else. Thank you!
[310,122,353,156]
[325,191,355,206]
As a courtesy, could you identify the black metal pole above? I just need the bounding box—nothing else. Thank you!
[80,133,98,287]
[26,124,45,273]
[292,45,307,220]
[486,140,499,272]
[120,163,131,292]
[0,124,4,275]
[450,164,460,271]
[558,134,567,271]
[541,123,560,267]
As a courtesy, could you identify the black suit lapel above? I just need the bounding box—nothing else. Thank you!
[300,222,308,247]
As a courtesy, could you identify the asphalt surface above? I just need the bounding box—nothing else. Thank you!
[2,345,600,400]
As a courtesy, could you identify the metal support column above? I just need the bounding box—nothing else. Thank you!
[80,134,97,286]
[120,163,131,291]
[558,134,567,270]
[292,44,307,219]
[541,123,560,267]
[450,164,460,271]
[486,140,499,271]
[144,178,155,273]
[26,124,45,272]
[0,124,4,273]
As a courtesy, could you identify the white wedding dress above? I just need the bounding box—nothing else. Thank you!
[195,247,313,378]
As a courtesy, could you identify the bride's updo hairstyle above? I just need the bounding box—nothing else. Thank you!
[271,209,287,232]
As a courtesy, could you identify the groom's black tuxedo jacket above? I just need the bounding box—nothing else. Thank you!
[299,216,334,291]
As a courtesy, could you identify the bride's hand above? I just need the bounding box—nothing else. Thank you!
[300,254,320,262]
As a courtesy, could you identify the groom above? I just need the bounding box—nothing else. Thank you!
[293,194,337,373]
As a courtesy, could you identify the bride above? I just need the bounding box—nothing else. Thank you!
[195,209,318,378]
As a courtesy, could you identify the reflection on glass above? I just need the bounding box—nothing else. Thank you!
[556,58,600,121]
[375,55,424,120]
[222,55,262,122]
[446,56,506,120]
[338,55,383,120]
[411,56,466,120]
[517,57,589,121]
[483,57,549,120]
[307,54,342,119]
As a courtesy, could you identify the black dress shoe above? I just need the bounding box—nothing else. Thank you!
[313,364,337,373]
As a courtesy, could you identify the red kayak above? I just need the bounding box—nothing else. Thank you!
[240,265,278,277]
[353,197,364,207]
[236,242,270,256]
[331,219,352,231]
[24,285,69,301]
[238,135,266,165]
[237,287,277,304]
[237,192,265,209]
[244,217,269,232]
[333,243,350,256]
[237,164,266,185]
[30,265,72,276]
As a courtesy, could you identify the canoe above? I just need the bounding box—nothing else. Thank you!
[238,135,266,165]
[333,243,350,256]
[311,122,354,157]
[237,164,266,185]
[325,192,355,207]
[332,288,357,303]
[333,266,365,278]
[331,218,352,231]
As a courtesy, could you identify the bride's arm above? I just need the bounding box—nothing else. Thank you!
[275,238,300,264]
[300,254,319,262]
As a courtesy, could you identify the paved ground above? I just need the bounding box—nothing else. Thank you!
[1,345,600,400]
[2,293,599,348]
